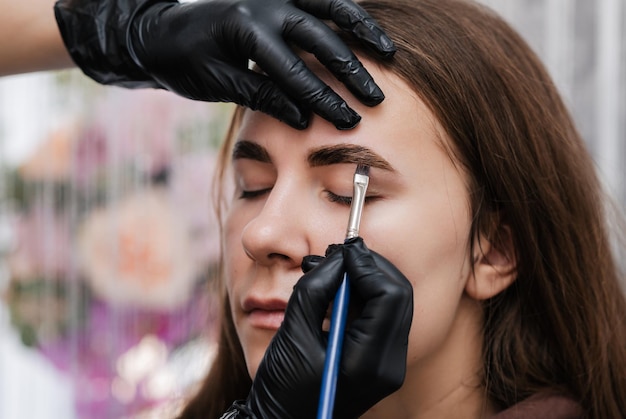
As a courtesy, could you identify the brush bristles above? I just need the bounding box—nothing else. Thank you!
[355,164,370,177]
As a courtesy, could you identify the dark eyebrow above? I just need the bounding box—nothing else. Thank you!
[232,140,271,163]
[232,140,395,172]
[308,143,395,171]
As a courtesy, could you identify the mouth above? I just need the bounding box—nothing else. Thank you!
[243,297,288,331]
[240,293,363,332]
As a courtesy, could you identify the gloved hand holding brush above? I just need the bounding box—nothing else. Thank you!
[221,238,413,419]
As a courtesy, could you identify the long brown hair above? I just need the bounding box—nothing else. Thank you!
[178,0,626,417]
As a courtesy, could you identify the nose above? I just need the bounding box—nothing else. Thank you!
[241,178,312,269]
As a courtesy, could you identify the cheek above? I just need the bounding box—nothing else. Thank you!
[363,190,473,363]
[222,206,267,378]
[222,205,252,303]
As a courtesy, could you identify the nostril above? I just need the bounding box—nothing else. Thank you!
[268,253,291,262]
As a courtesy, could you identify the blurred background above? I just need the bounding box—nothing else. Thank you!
[0,72,232,418]
[0,0,624,418]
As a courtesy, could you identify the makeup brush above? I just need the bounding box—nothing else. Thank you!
[317,164,370,419]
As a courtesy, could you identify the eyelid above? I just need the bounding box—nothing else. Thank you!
[233,158,276,198]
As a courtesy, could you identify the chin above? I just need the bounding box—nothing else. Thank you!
[245,350,265,380]
[242,335,274,380]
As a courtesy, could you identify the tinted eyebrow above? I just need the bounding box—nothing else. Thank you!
[232,140,271,163]
[308,143,395,171]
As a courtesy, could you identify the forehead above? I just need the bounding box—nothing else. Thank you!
[235,53,450,173]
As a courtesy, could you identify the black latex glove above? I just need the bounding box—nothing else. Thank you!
[221,237,413,419]
[54,0,396,130]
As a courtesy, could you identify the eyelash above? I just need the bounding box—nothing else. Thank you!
[326,191,377,206]
[238,188,375,205]
[239,188,272,200]
[326,191,353,206]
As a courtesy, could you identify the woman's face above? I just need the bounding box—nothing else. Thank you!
[223,57,478,382]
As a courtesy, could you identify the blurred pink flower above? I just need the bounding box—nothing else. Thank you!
[77,188,199,309]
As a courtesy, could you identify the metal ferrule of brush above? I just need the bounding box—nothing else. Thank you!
[345,173,369,239]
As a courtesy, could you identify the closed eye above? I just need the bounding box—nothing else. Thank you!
[325,191,377,206]
[239,187,272,200]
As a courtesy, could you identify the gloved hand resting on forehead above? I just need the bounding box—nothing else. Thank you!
[54,0,396,130]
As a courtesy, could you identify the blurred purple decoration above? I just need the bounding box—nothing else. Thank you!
[2,85,230,417]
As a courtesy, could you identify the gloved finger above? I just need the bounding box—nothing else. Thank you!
[249,33,361,130]
[183,65,310,130]
[238,70,310,130]
[301,254,325,273]
[295,0,396,57]
[325,243,342,256]
[300,241,345,273]
[284,9,384,106]
[282,247,346,334]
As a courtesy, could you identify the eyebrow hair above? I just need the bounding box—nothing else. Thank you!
[232,140,395,172]
[308,143,395,171]
[232,140,272,163]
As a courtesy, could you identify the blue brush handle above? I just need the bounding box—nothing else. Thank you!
[317,272,350,419]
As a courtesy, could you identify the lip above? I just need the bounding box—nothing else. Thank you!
[243,297,288,331]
